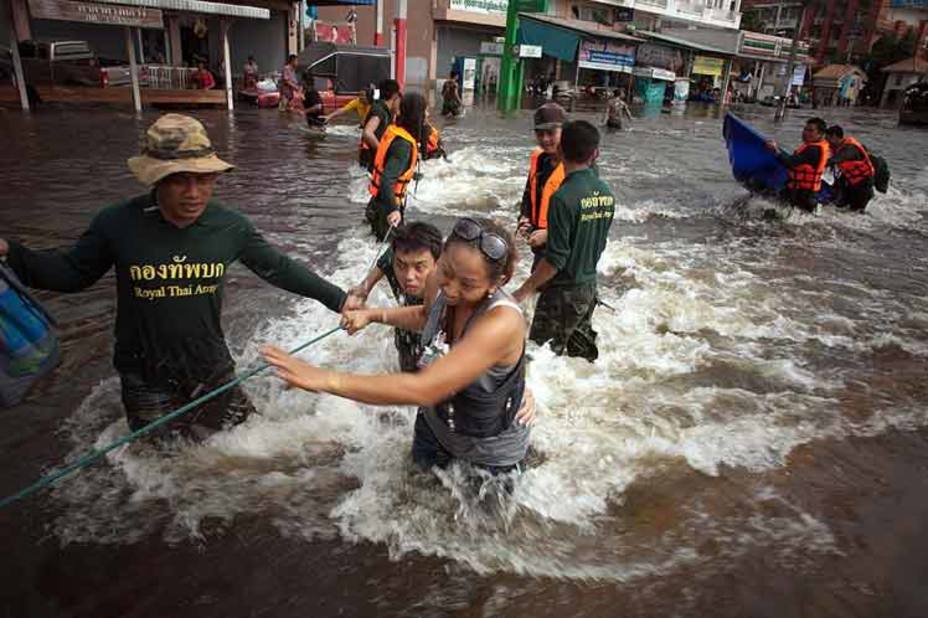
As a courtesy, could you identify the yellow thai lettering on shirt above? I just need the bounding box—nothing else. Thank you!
[579,191,615,221]
[128,255,226,282]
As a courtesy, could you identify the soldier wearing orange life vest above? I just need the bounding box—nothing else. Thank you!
[365,93,425,241]
[519,103,568,270]
[825,124,875,212]
[766,117,830,213]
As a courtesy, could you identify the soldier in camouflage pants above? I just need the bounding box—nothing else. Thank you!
[529,282,599,362]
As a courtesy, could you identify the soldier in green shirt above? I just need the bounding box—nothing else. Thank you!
[0,114,362,440]
[513,120,615,362]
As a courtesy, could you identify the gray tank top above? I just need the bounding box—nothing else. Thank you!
[417,289,530,467]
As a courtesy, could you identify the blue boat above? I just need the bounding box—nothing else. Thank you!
[722,112,832,204]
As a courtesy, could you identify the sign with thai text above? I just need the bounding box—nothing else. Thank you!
[27,0,163,28]
[450,0,508,14]
[692,55,724,76]
[578,39,635,72]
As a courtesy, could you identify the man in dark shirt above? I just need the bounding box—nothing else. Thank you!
[0,114,361,439]
[349,222,442,371]
[514,120,615,362]
[765,117,830,213]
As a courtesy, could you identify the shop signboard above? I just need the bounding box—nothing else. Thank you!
[636,43,684,73]
[518,0,548,12]
[692,55,724,77]
[450,0,508,14]
[633,67,676,81]
[791,64,806,86]
[577,39,635,72]
[27,0,163,28]
[480,41,505,55]
[462,57,477,90]
[514,44,543,58]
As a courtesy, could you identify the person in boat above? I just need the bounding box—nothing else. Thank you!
[765,117,830,213]
[518,103,568,271]
[359,79,402,172]
[513,120,615,363]
[263,217,534,473]
[323,87,373,127]
[825,125,875,213]
[603,89,632,130]
[350,221,443,372]
[441,70,463,117]
[303,72,325,128]
[365,93,425,241]
[0,114,362,440]
[242,56,259,90]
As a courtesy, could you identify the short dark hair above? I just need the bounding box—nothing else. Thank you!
[560,120,600,164]
[444,218,518,284]
[287,54,297,63]
[392,221,443,260]
[825,124,844,139]
[379,79,400,101]
[806,117,827,134]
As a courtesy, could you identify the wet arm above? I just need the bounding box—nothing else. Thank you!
[269,307,522,406]
[239,225,347,313]
[5,215,113,292]
[829,145,862,165]
[361,116,382,151]
[776,146,819,169]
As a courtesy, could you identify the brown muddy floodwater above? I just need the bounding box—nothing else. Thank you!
[1,101,928,618]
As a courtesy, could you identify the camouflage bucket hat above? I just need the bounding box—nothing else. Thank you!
[127,114,234,186]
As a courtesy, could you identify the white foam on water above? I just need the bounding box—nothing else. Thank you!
[45,144,928,582]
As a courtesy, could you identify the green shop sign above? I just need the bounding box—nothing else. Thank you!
[518,0,548,11]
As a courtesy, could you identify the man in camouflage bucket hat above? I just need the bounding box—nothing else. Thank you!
[0,114,362,440]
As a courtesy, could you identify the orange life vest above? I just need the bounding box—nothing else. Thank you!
[836,136,875,186]
[368,125,419,206]
[787,140,830,192]
[426,126,441,158]
[527,148,566,229]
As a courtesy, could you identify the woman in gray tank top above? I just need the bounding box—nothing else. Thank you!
[263,217,533,472]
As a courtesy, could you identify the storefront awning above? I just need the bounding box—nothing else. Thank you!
[518,13,643,63]
[92,0,270,19]
[518,15,581,62]
[637,30,732,57]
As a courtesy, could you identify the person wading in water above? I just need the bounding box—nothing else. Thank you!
[0,114,362,440]
[366,92,426,241]
[263,217,535,473]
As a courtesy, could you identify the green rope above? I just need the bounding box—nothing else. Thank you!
[0,325,343,510]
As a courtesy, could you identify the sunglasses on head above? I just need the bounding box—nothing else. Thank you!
[451,217,509,263]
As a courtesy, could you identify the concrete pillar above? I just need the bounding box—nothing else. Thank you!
[9,22,29,111]
[222,18,234,111]
[394,0,407,88]
[837,0,860,57]
[10,0,31,41]
[167,16,183,66]
[375,0,384,46]
[125,27,142,113]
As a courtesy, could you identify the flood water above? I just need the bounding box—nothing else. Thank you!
[2,100,928,617]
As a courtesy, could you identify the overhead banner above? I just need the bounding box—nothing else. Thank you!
[450,0,508,14]
[27,0,163,28]
[636,42,684,73]
[578,39,635,72]
[692,55,724,77]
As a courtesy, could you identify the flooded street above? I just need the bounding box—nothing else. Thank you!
[2,101,928,617]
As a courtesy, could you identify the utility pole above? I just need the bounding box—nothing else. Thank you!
[775,2,806,121]
[394,0,407,88]
[497,0,521,113]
